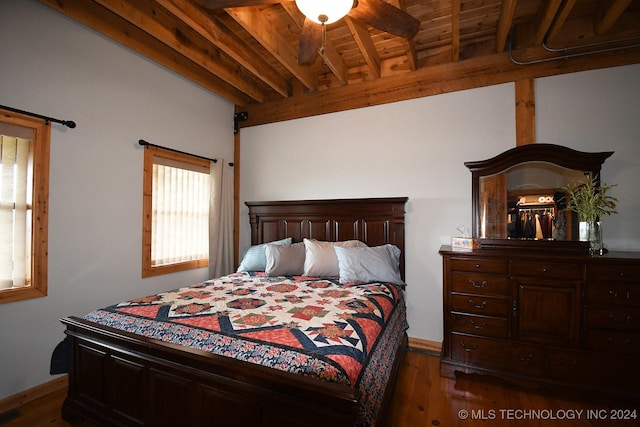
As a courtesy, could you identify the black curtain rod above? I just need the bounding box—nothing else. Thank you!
[138,139,233,167]
[0,104,76,129]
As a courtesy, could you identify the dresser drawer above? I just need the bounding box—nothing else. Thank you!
[511,261,582,279]
[584,306,640,331]
[450,294,509,317]
[450,313,508,338]
[547,348,640,387]
[450,334,543,375]
[587,264,640,282]
[583,330,640,355]
[451,273,508,296]
[450,258,508,274]
[584,283,640,307]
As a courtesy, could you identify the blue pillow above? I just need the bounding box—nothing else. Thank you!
[236,237,292,272]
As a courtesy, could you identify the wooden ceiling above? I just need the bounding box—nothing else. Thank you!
[41,0,640,129]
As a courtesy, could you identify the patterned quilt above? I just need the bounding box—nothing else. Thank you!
[84,272,408,424]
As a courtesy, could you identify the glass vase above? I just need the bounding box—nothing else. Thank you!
[586,221,603,256]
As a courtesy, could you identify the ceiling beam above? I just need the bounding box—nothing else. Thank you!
[92,0,269,102]
[545,0,576,42]
[320,36,349,85]
[594,0,633,35]
[384,0,417,71]
[451,0,460,61]
[345,17,381,79]
[239,46,640,127]
[532,0,564,45]
[225,6,318,91]
[162,0,290,97]
[199,0,281,7]
[496,0,517,53]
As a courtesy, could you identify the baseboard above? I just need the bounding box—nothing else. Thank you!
[0,375,68,414]
[408,337,442,356]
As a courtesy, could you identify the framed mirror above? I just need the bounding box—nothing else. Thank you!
[465,144,613,249]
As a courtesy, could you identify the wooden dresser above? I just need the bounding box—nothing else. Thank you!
[439,245,640,398]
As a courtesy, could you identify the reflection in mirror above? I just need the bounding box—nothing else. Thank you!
[466,144,614,248]
[479,162,589,239]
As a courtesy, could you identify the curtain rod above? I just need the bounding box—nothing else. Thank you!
[138,139,233,166]
[0,104,76,128]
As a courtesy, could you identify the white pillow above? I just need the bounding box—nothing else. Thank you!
[334,244,404,285]
[302,238,366,277]
[265,242,305,276]
[236,237,292,272]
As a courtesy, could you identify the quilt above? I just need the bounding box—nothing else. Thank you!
[84,272,407,407]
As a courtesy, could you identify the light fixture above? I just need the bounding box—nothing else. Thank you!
[295,0,354,25]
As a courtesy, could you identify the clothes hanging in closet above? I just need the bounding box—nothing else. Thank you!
[508,207,555,239]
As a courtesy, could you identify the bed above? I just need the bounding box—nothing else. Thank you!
[61,197,409,427]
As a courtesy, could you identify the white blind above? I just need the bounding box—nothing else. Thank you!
[0,135,32,289]
[151,160,209,266]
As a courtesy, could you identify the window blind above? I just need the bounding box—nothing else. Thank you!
[0,135,32,289]
[151,160,209,266]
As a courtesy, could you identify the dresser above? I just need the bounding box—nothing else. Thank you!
[440,245,640,397]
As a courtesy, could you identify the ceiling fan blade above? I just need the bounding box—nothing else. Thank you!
[198,0,281,9]
[348,0,420,38]
[298,18,322,64]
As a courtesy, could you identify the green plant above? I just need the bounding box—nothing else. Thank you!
[563,177,618,223]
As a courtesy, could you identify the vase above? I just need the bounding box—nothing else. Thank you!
[585,221,603,256]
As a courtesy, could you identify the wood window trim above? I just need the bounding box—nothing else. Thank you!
[141,145,209,278]
[0,109,50,304]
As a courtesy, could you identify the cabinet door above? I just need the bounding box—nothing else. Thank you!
[512,278,581,346]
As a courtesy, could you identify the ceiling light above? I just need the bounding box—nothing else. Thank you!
[295,0,354,25]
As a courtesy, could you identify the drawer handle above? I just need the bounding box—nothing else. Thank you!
[556,358,578,369]
[542,267,549,273]
[609,314,635,324]
[607,337,632,348]
[608,290,632,299]
[469,279,487,288]
[513,351,534,363]
[468,299,488,309]
[460,342,477,352]
[469,319,487,329]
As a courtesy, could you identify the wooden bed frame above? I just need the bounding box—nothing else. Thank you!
[61,197,408,427]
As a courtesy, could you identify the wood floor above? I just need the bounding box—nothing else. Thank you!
[3,349,639,426]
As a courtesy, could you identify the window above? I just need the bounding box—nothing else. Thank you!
[142,146,210,277]
[0,108,50,304]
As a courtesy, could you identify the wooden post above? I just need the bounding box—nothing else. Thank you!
[515,79,536,146]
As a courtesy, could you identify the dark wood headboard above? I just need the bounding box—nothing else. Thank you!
[246,197,408,278]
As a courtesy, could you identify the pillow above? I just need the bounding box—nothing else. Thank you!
[265,242,305,276]
[236,237,292,272]
[302,238,366,277]
[334,244,404,285]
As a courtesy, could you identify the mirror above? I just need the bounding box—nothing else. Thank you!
[465,144,613,248]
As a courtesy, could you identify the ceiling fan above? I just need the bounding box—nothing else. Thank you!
[199,0,420,64]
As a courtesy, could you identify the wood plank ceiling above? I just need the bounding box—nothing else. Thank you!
[41,0,640,129]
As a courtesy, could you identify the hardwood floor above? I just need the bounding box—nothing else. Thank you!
[385,350,640,427]
[4,350,639,426]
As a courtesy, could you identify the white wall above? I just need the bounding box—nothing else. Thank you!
[0,0,234,399]
[240,84,517,342]
[536,67,640,250]
[240,64,640,344]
